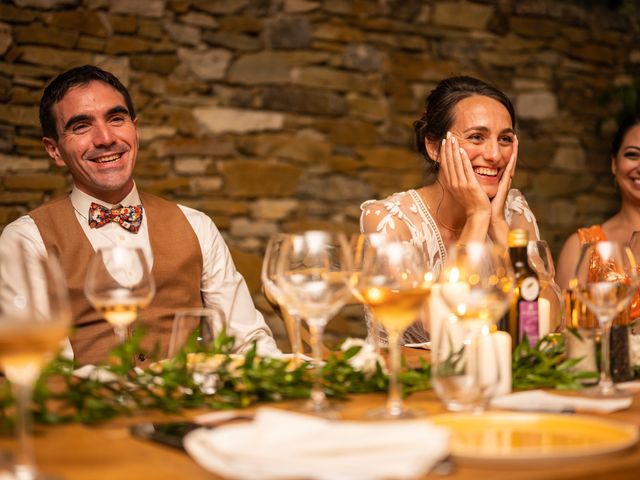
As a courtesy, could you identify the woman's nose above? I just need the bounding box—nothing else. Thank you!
[483,139,500,161]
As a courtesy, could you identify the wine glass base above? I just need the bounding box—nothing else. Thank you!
[14,464,64,480]
[292,398,341,419]
[365,406,423,420]
[582,384,633,399]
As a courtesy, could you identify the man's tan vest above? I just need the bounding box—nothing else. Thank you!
[29,192,204,365]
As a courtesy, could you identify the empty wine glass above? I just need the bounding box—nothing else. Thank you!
[168,307,226,357]
[353,239,433,419]
[276,231,352,416]
[168,307,226,395]
[0,239,72,480]
[261,234,304,365]
[627,231,640,322]
[572,241,639,397]
[527,240,564,331]
[434,242,513,412]
[84,246,155,345]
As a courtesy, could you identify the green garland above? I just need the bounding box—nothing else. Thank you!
[0,331,600,431]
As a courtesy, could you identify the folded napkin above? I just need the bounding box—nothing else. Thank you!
[184,407,450,480]
[491,389,632,414]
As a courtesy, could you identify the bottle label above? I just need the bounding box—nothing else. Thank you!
[519,300,539,345]
[520,277,540,301]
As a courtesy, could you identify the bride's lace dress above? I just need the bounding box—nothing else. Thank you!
[360,188,540,344]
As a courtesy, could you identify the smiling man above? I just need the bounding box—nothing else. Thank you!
[0,65,279,365]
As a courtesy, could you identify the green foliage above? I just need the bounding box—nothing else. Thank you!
[512,334,598,390]
[0,330,604,429]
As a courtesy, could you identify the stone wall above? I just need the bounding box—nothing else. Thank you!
[1,0,639,347]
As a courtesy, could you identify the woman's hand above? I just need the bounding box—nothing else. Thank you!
[488,135,518,245]
[438,132,491,220]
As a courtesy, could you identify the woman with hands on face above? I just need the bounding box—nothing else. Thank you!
[360,76,540,343]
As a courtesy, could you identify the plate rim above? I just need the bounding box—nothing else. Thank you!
[429,411,640,464]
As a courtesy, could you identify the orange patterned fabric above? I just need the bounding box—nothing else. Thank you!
[576,224,640,322]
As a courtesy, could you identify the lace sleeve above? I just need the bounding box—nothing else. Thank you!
[504,189,540,240]
[360,197,413,241]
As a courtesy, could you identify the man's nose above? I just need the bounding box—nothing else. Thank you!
[92,122,116,147]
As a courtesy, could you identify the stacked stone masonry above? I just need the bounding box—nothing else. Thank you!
[1,0,639,347]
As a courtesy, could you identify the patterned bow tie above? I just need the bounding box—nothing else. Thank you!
[88,202,143,234]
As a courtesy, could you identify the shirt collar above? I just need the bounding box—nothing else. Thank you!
[70,183,141,218]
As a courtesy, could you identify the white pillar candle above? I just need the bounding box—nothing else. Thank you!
[538,297,551,339]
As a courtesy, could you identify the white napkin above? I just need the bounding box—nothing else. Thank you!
[491,389,632,414]
[184,407,450,480]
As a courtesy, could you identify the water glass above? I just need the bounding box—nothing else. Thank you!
[431,316,501,412]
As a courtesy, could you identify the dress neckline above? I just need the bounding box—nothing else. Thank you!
[407,189,447,264]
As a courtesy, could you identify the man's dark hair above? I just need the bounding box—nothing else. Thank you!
[39,65,136,140]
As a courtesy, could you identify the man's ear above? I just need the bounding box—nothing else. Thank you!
[42,137,65,168]
[425,138,439,164]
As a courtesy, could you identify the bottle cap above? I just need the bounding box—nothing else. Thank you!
[508,229,529,247]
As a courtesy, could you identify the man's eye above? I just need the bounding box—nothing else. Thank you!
[110,115,126,124]
[72,124,90,133]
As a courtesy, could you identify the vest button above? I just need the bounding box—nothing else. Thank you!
[138,353,146,362]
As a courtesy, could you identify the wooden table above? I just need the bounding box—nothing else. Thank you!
[1,350,640,480]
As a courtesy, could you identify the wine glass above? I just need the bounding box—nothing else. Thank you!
[572,241,639,397]
[276,231,353,416]
[84,246,155,345]
[433,242,513,412]
[349,233,389,353]
[168,307,226,357]
[261,234,304,365]
[0,239,72,480]
[627,231,640,322]
[527,240,564,332]
[353,239,433,419]
[168,307,226,395]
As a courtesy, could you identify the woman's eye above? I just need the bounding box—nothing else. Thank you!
[467,134,483,142]
[624,152,640,160]
[499,136,514,144]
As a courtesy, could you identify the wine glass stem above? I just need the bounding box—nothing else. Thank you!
[386,330,403,417]
[308,320,326,409]
[290,313,303,365]
[11,380,36,480]
[114,325,130,344]
[598,315,615,394]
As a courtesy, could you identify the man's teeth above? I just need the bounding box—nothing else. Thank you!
[474,167,498,176]
[93,153,121,163]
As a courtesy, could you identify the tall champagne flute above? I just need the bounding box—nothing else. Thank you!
[261,234,304,364]
[0,240,71,480]
[527,240,564,331]
[84,246,155,345]
[276,231,352,416]
[572,241,639,397]
[434,242,513,412]
[354,240,433,419]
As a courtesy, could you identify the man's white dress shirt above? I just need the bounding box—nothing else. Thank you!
[0,184,279,358]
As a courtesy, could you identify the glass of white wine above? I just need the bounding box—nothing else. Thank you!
[0,239,72,480]
[353,239,433,419]
[572,241,639,398]
[84,246,155,345]
[433,242,513,412]
[276,231,353,417]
